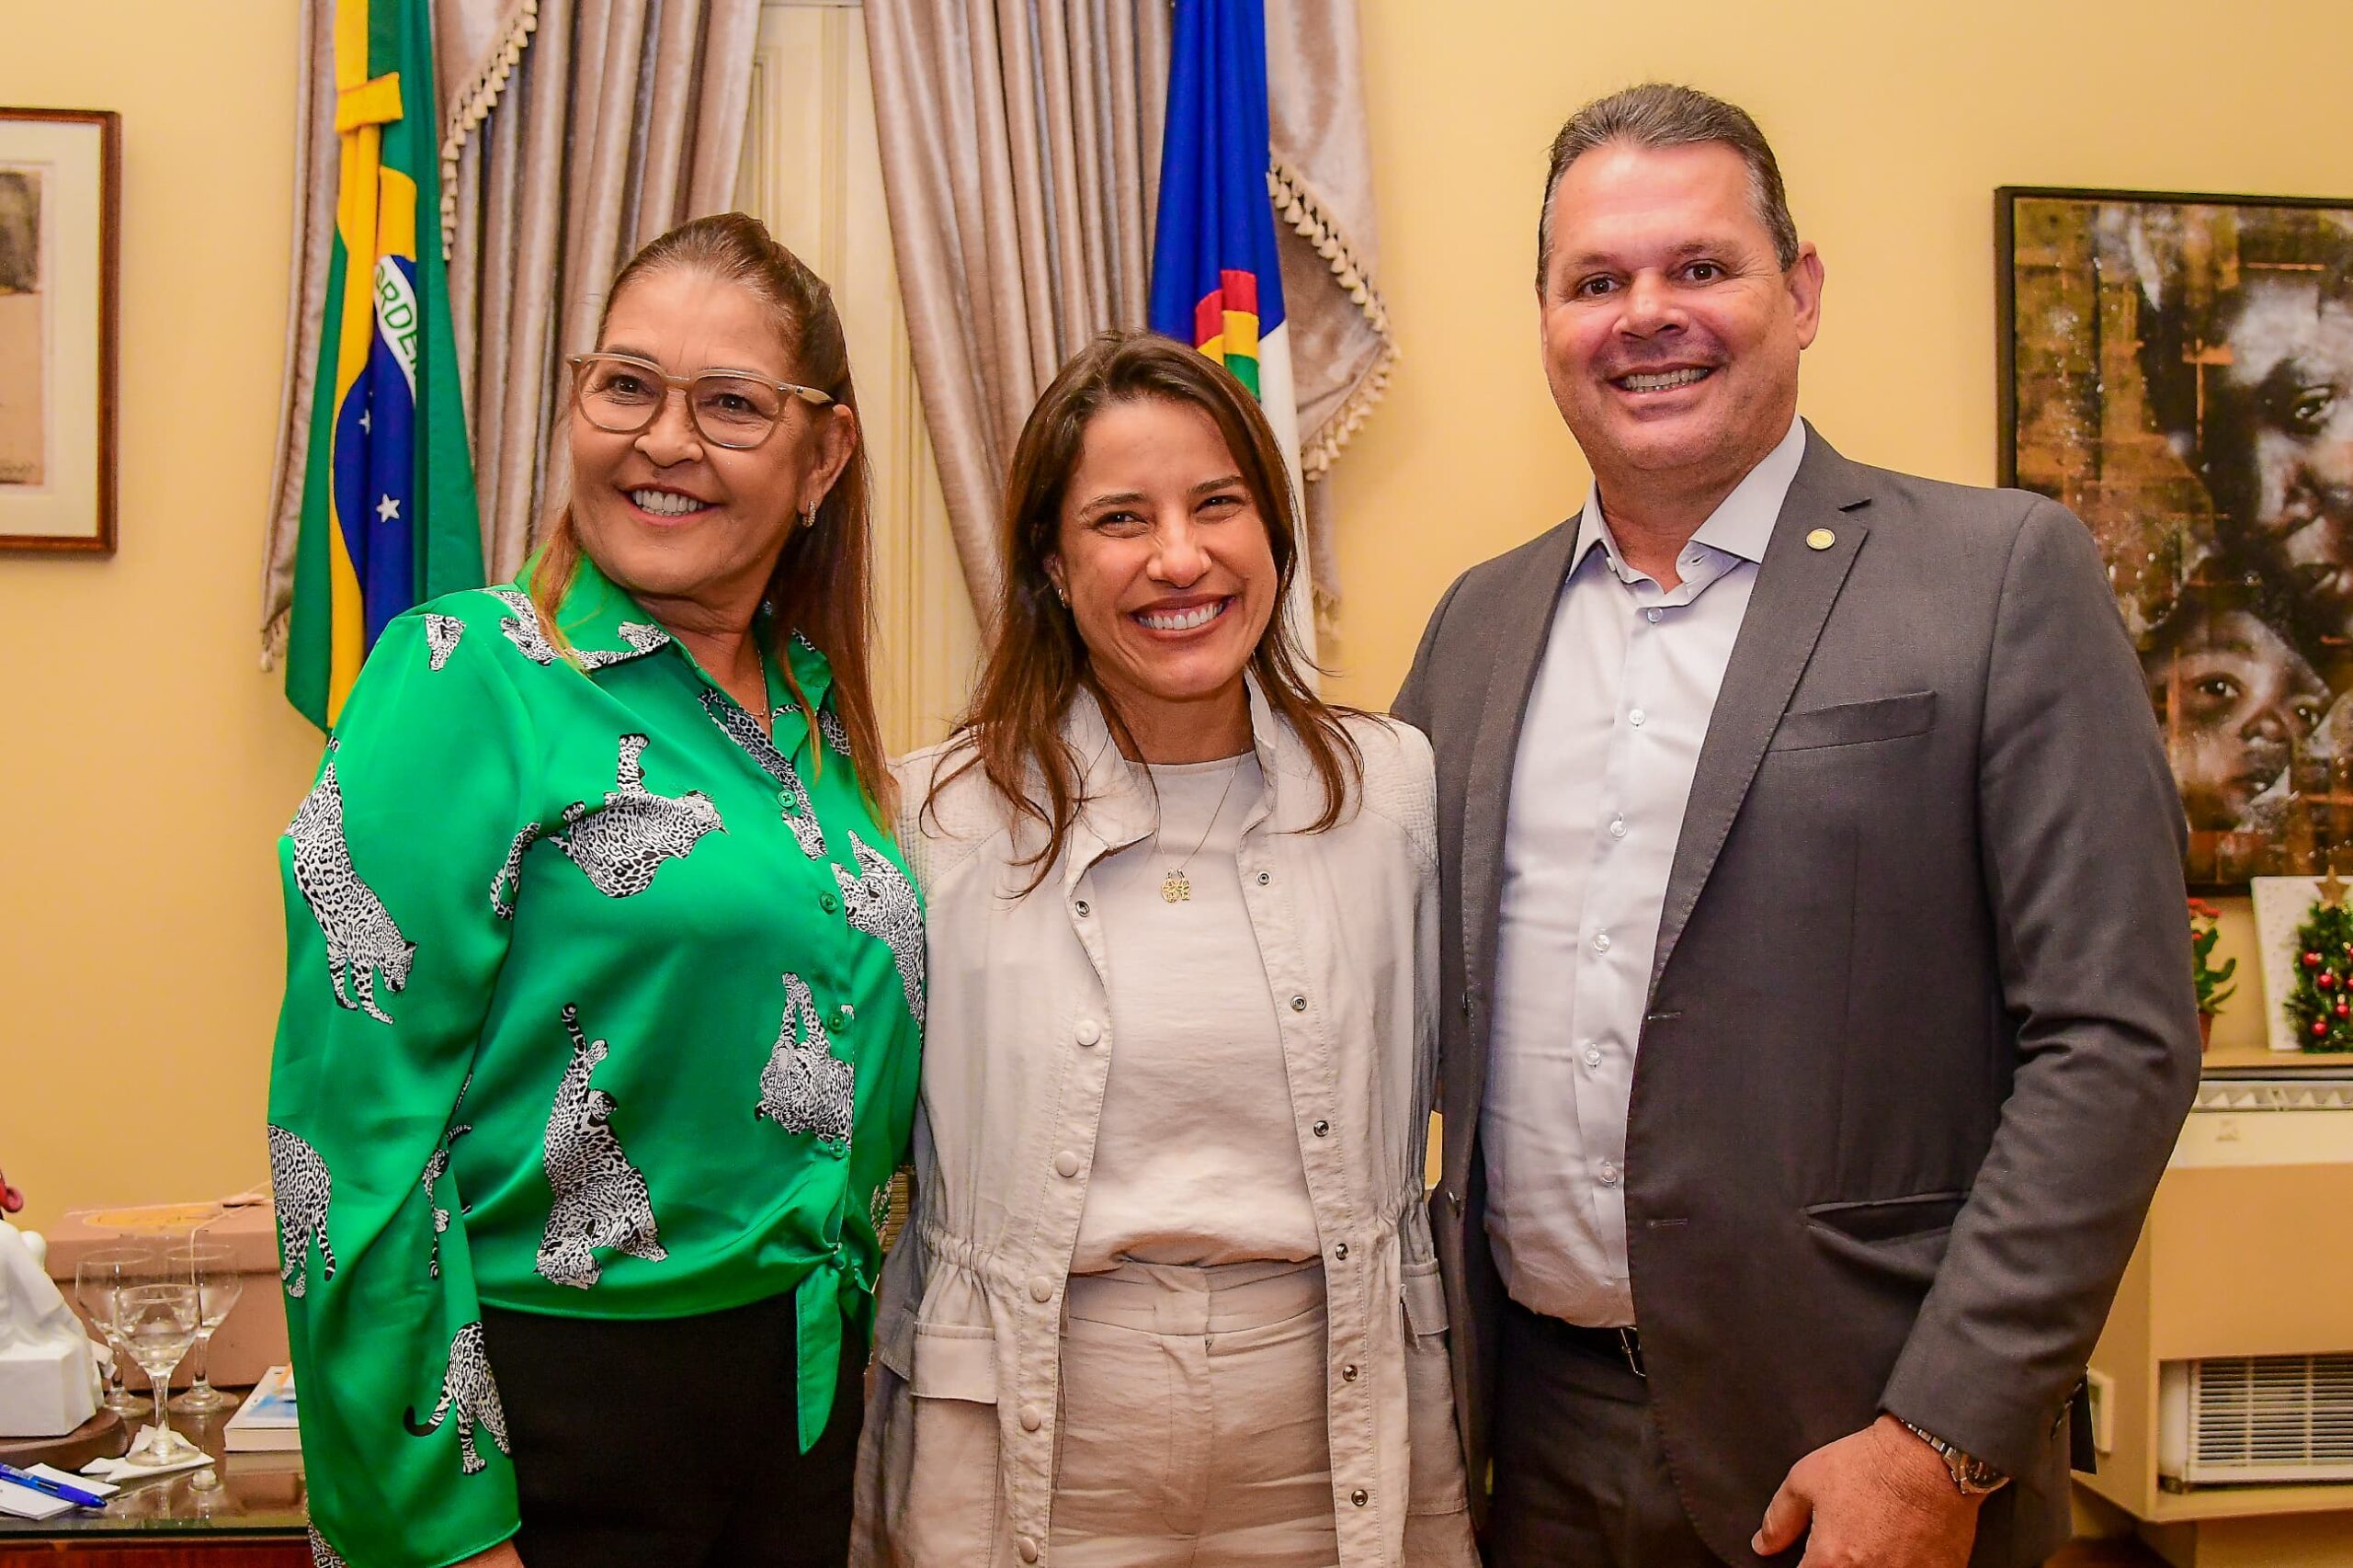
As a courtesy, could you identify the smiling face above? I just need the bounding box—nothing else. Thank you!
[2145,601,2326,830]
[1538,140,1821,504]
[567,266,853,628]
[1045,396,1279,758]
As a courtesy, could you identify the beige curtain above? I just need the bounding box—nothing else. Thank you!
[445,0,763,580]
[259,0,339,663]
[1266,0,1395,619]
[863,0,1171,619]
[863,0,1392,626]
[261,0,761,653]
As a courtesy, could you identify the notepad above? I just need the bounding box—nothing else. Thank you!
[0,1463,118,1520]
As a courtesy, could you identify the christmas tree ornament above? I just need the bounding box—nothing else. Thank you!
[2285,880,2353,1052]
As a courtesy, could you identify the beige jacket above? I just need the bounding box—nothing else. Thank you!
[851,683,1477,1568]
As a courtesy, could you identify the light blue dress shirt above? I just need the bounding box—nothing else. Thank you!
[1484,416,1806,1327]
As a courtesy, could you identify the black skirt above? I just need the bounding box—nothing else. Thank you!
[479,1293,862,1568]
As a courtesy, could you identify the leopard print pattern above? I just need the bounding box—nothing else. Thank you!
[699,690,825,859]
[423,1075,474,1281]
[536,1004,666,1289]
[489,822,542,919]
[267,1124,336,1299]
[404,1320,510,1475]
[546,733,724,899]
[835,829,925,1022]
[306,1527,349,1568]
[485,586,557,665]
[288,741,415,1025]
[424,613,465,671]
[818,707,851,757]
[574,620,670,670]
[756,973,855,1145]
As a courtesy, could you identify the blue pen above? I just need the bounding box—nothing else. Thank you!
[0,1461,108,1508]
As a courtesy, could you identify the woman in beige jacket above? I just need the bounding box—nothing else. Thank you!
[852,333,1475,1568]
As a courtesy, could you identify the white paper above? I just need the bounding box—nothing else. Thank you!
[0,1466,110,1520]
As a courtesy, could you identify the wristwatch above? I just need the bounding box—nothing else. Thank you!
[1895,1419,2010,1496]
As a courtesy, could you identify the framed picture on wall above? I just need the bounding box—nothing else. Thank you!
[1999,186,2353,889]
[0,108,119,554]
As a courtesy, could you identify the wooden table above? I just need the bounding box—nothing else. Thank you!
[0,1404,306,1566]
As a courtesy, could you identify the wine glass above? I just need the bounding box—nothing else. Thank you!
[165,1244,243,1414]
[72,1245,151,1419]
[115,1260,205,1465]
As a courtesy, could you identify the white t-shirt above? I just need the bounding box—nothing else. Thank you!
[1071,753,1320,1270]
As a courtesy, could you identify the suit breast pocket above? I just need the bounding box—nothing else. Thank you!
[1767,691,1937,753]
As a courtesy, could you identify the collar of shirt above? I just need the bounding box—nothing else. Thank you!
[1568,415,1808,597]
[526,554,836,712]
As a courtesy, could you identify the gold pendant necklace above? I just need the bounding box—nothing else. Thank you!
[1155,761,1242,904]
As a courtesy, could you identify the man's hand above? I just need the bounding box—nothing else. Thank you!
[1752,1415,1984,1567]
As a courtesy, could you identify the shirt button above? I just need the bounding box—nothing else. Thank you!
[1074,1018,1103,1047]
[1017,1537,1040,1563]
[1019,1404,1045,1432]
[1334,1242,1350,1261]
[1593,931,1611,953]
[1351,1488,1370,1507]
[1313,1119,1330,1138]
[1341,1364,1359,1381]
[1053,1151,1081,1178]
[1628,708,1646,727]
[1074,898,1091,918]
[1599,1161,1620,1187]
[832,1003,855,1031]
[1645,608,1663,623]
[778,790,801,813]
[819,891,840,915]
[1028,1276,1056,1303]
[1256,870,1272,886]
[1608,816,1627,839]
[1585,1046,1603,1069]
[1290,994,1308,1013]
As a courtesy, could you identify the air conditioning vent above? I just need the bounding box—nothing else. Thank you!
[2160,1356,2353,1484]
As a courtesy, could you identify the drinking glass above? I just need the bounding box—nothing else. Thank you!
[72,1245,151,1419]
[114,1253,205,1465]
[165,1244,244,1414]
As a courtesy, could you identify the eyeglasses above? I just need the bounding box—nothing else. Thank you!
[567,352,835,450]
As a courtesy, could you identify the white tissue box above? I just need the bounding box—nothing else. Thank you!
[0,1335,97,1438]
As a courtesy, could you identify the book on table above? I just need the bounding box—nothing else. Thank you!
[223,1365,301,1453]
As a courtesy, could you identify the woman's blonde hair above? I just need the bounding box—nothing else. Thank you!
[530,212,892,820]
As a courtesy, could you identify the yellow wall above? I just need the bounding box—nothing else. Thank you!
[8,0,2351,1229]
[1,2,315,1232]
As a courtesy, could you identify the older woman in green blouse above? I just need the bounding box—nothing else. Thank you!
[267,213,920,1568]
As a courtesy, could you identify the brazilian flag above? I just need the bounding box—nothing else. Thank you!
[286,0,481,730]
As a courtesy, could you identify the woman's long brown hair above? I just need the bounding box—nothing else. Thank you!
[935,329,1364,890]
[528,213,892,821]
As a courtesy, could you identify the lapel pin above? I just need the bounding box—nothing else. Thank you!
[1806,528,1836,551]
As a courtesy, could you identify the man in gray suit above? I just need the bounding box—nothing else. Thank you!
[1393,84,2200,1568]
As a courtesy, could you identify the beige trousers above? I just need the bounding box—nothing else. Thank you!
[1051,1259,1338,1568]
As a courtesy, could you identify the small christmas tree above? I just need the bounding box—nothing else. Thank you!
[2286,870,2353,1053]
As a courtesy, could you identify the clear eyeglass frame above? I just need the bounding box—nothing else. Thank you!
[566,351,835,450]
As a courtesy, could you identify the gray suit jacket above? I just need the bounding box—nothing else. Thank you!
[1393,428,2200,1568]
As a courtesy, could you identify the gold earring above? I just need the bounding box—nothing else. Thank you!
[1052,584,1069,607]
[801,503,819,529]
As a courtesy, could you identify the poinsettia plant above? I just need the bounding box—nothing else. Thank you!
[2190,898,2236,1017]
